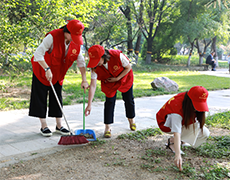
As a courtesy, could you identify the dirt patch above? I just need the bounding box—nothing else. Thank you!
[0,86,31,100]
[0,128,229,180]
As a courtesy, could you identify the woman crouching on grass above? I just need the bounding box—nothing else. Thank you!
[156,86,210,171]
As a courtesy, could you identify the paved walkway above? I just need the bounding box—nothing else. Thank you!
[0,69,230,167]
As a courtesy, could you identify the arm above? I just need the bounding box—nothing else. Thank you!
[164,114,183,171]
[77,52,89,92]
[107,63,131,83]
[79,66,89,92]
[85,79,97,116]
[107,53,131,83]
[173,132,183,171]
[34,34,53,81]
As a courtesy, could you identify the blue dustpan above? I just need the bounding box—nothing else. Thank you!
[75,90,97,141]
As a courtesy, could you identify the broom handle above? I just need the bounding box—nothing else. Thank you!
[83,90,85,130]
[49,81,72,133]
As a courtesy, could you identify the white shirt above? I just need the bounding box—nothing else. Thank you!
[90,53,129,79]
[164,113,183,133]
[33,34,85,67]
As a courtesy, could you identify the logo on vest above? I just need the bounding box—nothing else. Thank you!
[162,97,175,109]
[72,49,77,54]
[113,65,120,72]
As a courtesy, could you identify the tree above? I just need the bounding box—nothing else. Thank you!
[174,0,229,66]
[138,0,179,64]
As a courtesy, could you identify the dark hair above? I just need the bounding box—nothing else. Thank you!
[59,25,70,34]
[182,92,205,131]
[102,49,110,62]
[92,49,110,71]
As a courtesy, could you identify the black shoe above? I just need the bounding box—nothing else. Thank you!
[56,126,70,135]
[40,127,52,137]
[212,69,216,71]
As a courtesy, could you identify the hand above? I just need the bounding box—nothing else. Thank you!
[45,69,53,82]
[174,154,183,171]
[85,105,91,116]
[106,77,119,82]
[81,81,89,93]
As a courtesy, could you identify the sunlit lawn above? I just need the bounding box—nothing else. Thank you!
[0,70,230,110]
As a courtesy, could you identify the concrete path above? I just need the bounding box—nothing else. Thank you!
[0,69,230,167]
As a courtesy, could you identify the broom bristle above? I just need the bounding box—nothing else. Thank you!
[58,135,89,145]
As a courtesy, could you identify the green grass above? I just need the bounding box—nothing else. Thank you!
[1,70,230,110]
[117,128,162,142]
[206,111,230,129]
[0,55,230,110]
[194,136,230,159]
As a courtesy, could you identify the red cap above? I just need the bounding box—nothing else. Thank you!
[87,45,105,68]
[187,86,209,112]
[66,20,84,45]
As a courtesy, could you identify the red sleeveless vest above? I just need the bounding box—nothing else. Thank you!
[95,50,133,97]
[156,92,196,132]
[31,29,80,86]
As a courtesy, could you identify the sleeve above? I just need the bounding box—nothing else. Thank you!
[164,113,182,133]
[120,53,130,67]
[34,34,53,62]
[76,51,86,67]
[90,69,97,79]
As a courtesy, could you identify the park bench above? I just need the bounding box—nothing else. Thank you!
[202,64,210,71]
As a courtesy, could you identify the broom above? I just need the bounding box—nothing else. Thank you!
[49,81,88,145]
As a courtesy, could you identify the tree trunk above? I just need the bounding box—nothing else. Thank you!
[187,41,194,67]
[134,30,142,64]
[120,5,133,55]
[146,37,153,64]
[212,36,218,66]
[199,55,203,65]
[187,55,191,66]
[134,0,143,64]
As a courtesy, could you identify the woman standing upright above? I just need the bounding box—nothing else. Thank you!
[85,45,136,138]
[29,19,89,137]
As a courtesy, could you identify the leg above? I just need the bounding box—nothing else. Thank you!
[121,85,136,131]
[104,94,117,137]
[29,74,49,118]
[55,117,70,135]
[56,117,62,129]
[40,118,48,129]
[193,126,210,148]
[29,74,51,136]
[48,82,70,135]
[211,61,216,70]
[48,81,62,118]
[180,122,209,147]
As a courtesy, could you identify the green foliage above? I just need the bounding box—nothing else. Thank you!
[206,111,230,129]
[141,21,180,61]
[137,55,229,68]
[117,128,162,141]
[195,136,230,159]
[200,163,230,179]
[90,139,107,147]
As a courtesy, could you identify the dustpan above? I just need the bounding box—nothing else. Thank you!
[75,90,97,141]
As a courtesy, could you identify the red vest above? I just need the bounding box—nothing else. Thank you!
[95,50,133,97]
[156,92,196,132]
[31,29,80,86]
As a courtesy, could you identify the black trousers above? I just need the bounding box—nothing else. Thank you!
[104,85,135,124]
[29,74,62,118]
[211,61,216,69]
